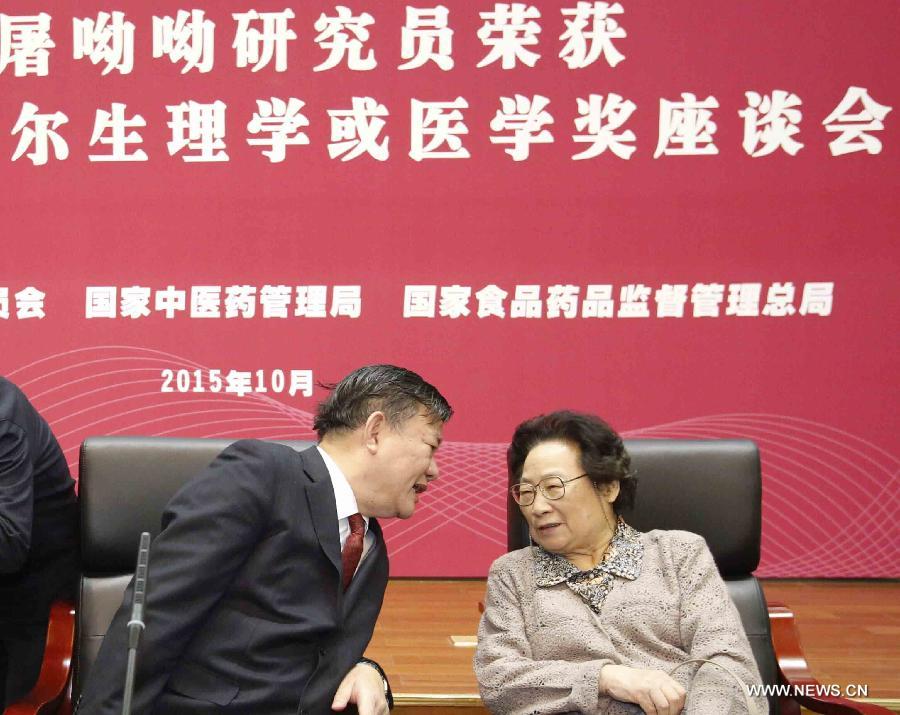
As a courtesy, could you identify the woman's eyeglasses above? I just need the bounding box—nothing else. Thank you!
[510,474,589,506]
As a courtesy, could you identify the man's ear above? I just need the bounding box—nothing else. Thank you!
[363,411,387,454]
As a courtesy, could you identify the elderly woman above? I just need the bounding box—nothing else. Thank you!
[475,411,766,715]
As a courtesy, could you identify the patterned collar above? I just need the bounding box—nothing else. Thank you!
[532,518,644,613]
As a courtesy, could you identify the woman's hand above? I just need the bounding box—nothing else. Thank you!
[599,664,686,715]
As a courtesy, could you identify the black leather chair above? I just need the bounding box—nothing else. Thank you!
[507,439,890,715]
[71,436,315,708]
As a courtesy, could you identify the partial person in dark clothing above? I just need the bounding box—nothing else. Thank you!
[0,376,79,711]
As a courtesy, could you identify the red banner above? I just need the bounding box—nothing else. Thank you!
[2,0,897,576]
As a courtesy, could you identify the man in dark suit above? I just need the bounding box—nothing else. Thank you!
[77,364,452,715]
[1,376,80,711]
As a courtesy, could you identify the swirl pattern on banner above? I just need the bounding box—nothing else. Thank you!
[8,346,898,577]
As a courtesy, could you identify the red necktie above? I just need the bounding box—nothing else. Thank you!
[341,513,365,591]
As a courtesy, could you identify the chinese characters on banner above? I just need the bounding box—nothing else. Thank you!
[0,282,835,321]
[402,282,835,319]
[1,6,892,164]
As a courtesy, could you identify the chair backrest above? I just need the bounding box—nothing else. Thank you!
[74,436,315,699]
[507,438,778,712]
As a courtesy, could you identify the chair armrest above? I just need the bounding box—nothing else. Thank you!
[768,602,892,715]
[5,600,75,715]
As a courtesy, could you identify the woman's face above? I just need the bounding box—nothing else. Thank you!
[518,439,617,560]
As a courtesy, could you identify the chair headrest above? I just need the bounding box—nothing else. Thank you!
[508,439,761,576]
[79,436,315,572]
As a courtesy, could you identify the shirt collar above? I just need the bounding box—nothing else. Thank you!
[533,517,643,588]
[316,445,369,530]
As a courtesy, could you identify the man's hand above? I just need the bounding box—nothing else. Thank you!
[599,663,686,715]
[331,662,389,715]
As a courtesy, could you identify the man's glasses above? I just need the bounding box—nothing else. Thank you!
[510,474,589,506]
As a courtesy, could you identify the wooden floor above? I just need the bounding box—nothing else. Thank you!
[763,580,900,701]
[364,579,900,713]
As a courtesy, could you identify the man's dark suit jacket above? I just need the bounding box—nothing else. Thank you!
[0,376,79,623]
[77,440,390,715]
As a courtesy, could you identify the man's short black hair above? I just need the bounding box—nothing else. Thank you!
[313,364,452,439]
[507,410,637,513]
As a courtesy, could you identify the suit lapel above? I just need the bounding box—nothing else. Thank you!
[300,447,342,577]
